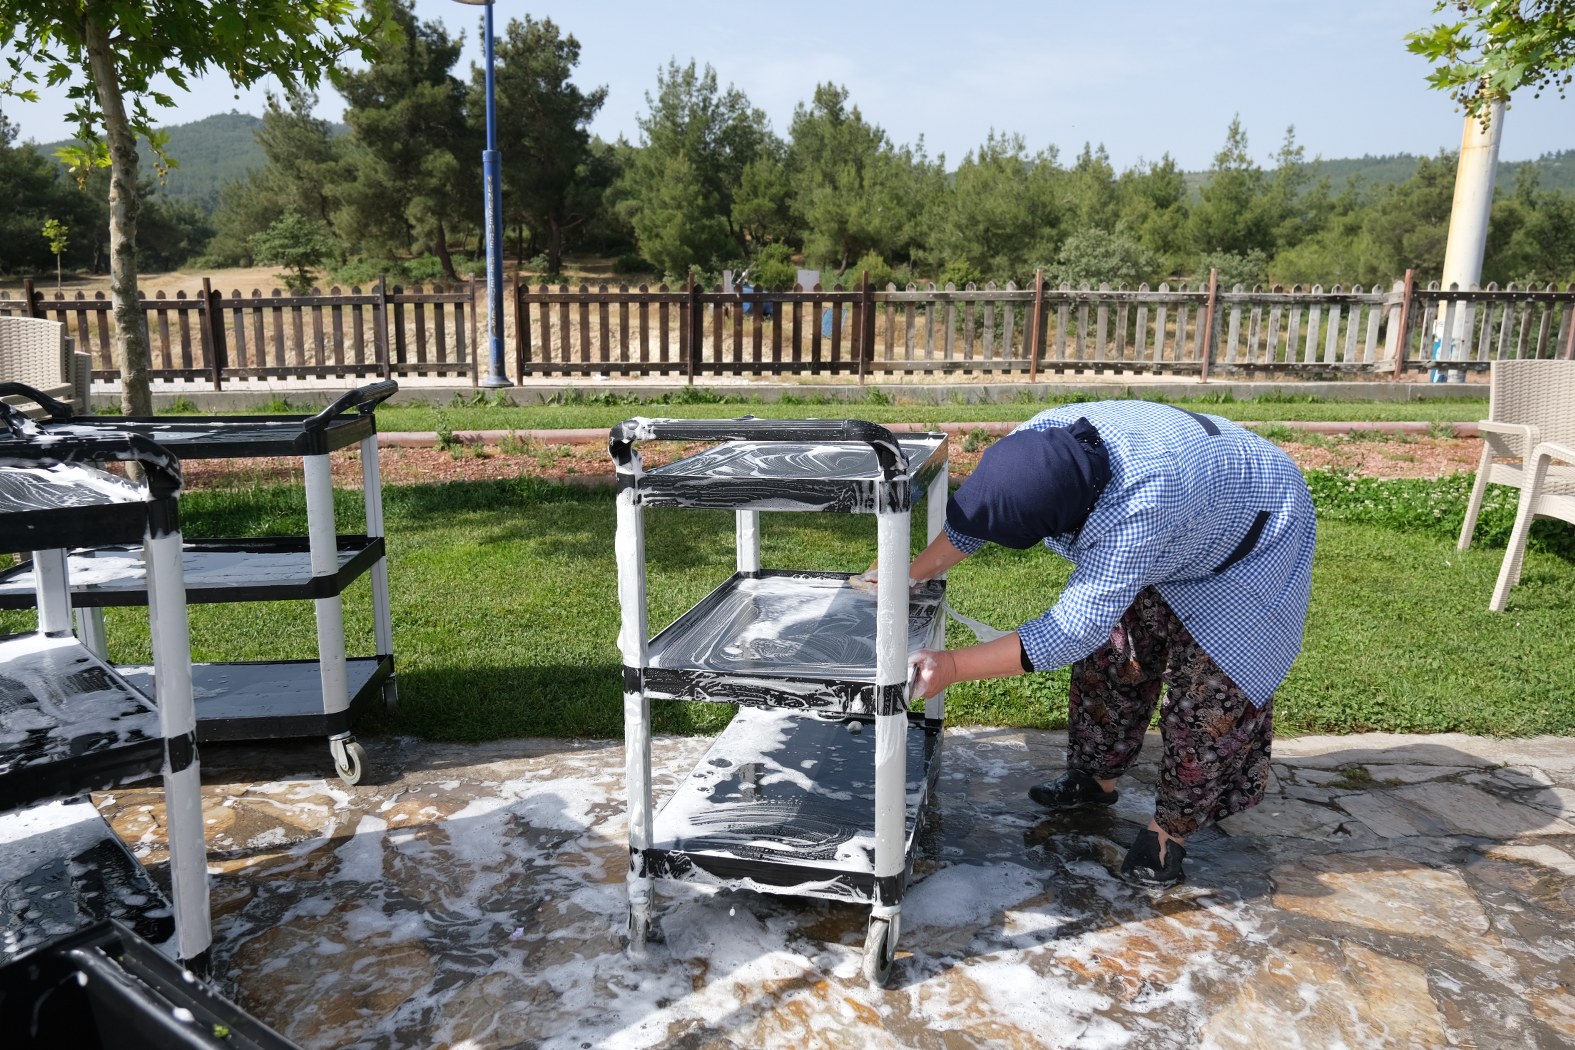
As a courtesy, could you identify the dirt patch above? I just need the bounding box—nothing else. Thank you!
[1272,433,1481,479]
[175,432,1485,492]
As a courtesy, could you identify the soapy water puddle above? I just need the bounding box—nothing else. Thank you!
[92,729,1575,1049]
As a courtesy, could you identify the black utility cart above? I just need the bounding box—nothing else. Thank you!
[610,417,950,984]
[0,425,212,971]
[0,382,398,785]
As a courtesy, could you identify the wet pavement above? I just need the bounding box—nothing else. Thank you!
[92,727,1575,1049]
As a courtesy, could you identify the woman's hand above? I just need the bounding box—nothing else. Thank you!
[850,560,920,593]
[909,632,1029,700]
[908,649,958,700]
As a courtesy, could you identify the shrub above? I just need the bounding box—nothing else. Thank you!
[329,257,391,288]
[402,255,447,284]
[1198,249,1270,291]
[750,242,797,290]
[1048,224,1159,288]
[849,249,894,291]
[613,253,652,275]
[939,259,984,289]
[249,211,335,293]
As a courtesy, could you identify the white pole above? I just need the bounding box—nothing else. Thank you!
[735,510,760,575]
[304,455,350,722]
[613,451,653,954]
[1436,99,1504,383]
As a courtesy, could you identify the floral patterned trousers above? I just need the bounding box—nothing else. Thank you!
[1066,585,1274,838]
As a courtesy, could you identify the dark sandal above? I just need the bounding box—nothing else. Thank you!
[1119,828,1187,888]
[1028,769,1119,811]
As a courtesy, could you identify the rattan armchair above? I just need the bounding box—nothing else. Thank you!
[1490,440,1575,610]
[1457,359,1575,553]
[0,316,91,415]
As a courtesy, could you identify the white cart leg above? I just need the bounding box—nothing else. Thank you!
[304,455,359,784]
[361,433,397,711]
[615,461,654,955]
[867,507,909,983]
[735,509,760,576]
[75,607,108,660]
[144,521,212,971]
[31,548,72,637]
[925,459,949,725]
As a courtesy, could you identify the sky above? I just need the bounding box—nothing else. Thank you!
[4,0,1571,173]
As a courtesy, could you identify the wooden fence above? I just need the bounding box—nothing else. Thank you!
[512,272,1575,381]
[3,270,1572,389]
[0,275,477,387]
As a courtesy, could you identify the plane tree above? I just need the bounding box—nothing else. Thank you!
[1408,0,1575,115]
[0,0,386,414]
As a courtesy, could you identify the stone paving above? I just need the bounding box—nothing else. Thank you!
[95,728,1575,1049]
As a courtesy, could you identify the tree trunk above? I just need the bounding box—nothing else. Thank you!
[545,217,564,278]
[83,14,150,417]
[433,219,459,282]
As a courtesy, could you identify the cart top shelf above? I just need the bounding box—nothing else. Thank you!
[612,417,947,513]
[0,438,181,553]
[2,380,398,460]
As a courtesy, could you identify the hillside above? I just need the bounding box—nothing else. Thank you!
[36,111,265,209]
[36,114,1575,213]
[1309,150,1575,194]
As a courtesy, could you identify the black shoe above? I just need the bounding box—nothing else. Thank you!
[1028,769,1119,811]
[1120,828,1186,888]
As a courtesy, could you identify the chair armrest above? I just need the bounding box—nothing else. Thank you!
[1478,419,1537,458]
[1529,441,1575,469]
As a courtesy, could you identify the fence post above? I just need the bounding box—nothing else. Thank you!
[858,270,873,385]
[1391,269,1416,380]
[200,276,226,390]
[509,271,524,380]
[1199,268,1219,383]
[21,279,41,319]
[374,274,392,379]
[468,272,480,387]
[1027,268,1046,383]
[685,271,701,385]
[1560,282,1575,360]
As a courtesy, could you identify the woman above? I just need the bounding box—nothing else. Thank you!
[901,400,1315,887]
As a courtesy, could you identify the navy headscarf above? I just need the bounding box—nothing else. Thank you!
[947,418,1111,548]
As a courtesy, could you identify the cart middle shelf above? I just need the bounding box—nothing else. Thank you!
[643,571,946,713]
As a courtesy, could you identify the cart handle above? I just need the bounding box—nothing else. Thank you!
[609,416,908,479]
[305,380,400,430]
[0,382,76,424]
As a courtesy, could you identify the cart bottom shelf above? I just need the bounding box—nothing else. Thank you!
[641,706,942,903]
[0,797,173,965]
[118,656,393,742]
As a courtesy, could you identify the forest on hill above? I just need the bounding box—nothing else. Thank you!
[3,0,1573,292]
[31,117,1575,215]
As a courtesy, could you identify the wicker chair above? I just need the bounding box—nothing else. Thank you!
[1457,359,1575,553]
[0,316,91,415]
[1489,439,1575,610]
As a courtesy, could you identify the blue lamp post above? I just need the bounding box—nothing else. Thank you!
[455,0,511,387]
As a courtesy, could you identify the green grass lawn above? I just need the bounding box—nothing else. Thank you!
[166,386,1490,434]
[20,464,1569,743]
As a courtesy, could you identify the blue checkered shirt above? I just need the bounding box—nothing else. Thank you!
[945,401,1315,706]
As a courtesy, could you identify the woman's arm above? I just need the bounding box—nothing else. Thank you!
[910,529,970,582]
[857,528,971,588]
[909,631,1027,699]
